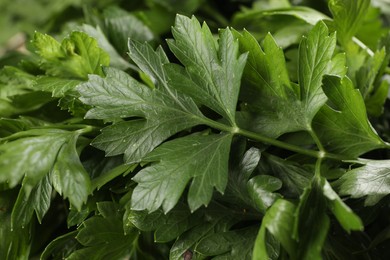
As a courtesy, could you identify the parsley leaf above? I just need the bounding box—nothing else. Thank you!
[329,0,371,47]
[78,67,205,163]
[166,15,247,125]
[313,75,387,157]
[335,160,390,206]
[131,133,232,213]
[235,21,336,137]
[33,31,109,80]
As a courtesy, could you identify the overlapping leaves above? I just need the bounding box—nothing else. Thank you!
[78,14,247,213]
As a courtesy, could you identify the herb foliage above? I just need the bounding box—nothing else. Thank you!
[2,0,390,259]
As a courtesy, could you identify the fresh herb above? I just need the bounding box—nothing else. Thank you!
[2,0,390,259]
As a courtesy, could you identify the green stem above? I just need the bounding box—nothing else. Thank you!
[33,124,98,132]
[308,127,325,152]
[314,157,323,179]
[199,117,346,160]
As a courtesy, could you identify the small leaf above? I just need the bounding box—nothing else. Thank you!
[125,204,200,243]
[34,77,82,98]
[366,79,389,117]
[91,163,136,191]
[293,176,330,260]
[68,210,138,260]
[328,52,348,77]
[0,190,31,260]
[79,24,132,70]
[322,178,363,232]
[104,7,154,54]
[131,133,232,213]
[253,199,297,259]
[233,30,302,138]
[195,227,257,259]
[298,21,336,123]
[11,174,52,229]
[356,48,386,98]
[259,155,311,197]
[169,204,238,260]
[335,159,390,206]
[225,147,262,209]
[329,0,371,46]
[40,231,79,260]
[247,175,282,213]
[50,133,91,211]
[33,31,109,79]
[0,129,70,189]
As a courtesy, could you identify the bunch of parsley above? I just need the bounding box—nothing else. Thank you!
[2,0,390,259]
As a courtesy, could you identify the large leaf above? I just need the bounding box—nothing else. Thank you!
[166,15,247,125]
[235,21,335,138]
[233,30,302,138]
[78,67,205,163]
[335,159,390,206]
[313,75,387,157]
[131,133,232,213]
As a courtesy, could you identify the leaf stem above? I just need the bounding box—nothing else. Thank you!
[199,117,346,160]
[308,127,325,152]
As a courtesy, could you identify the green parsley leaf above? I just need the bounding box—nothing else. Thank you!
[253,199,297,259]
[11,174,52,228]
[78,67,205,163]
[0,129,71,190]
[335,159,390,206]
[50,133,91,211]
[247,175,283,213]
[322,178,363,233]
[166,14,247,125]
[104,7,155,55]
[313,75,387,157]
[67,203,139,260]
[293,176,330,260]
[131,133,232,213]
[195,227,257,259]
[0,190,31,260]
[125,203,201,243]
[329,0,371,47]
[298,21,336,124]
[33,31,109,79]
[235,21,335,137]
